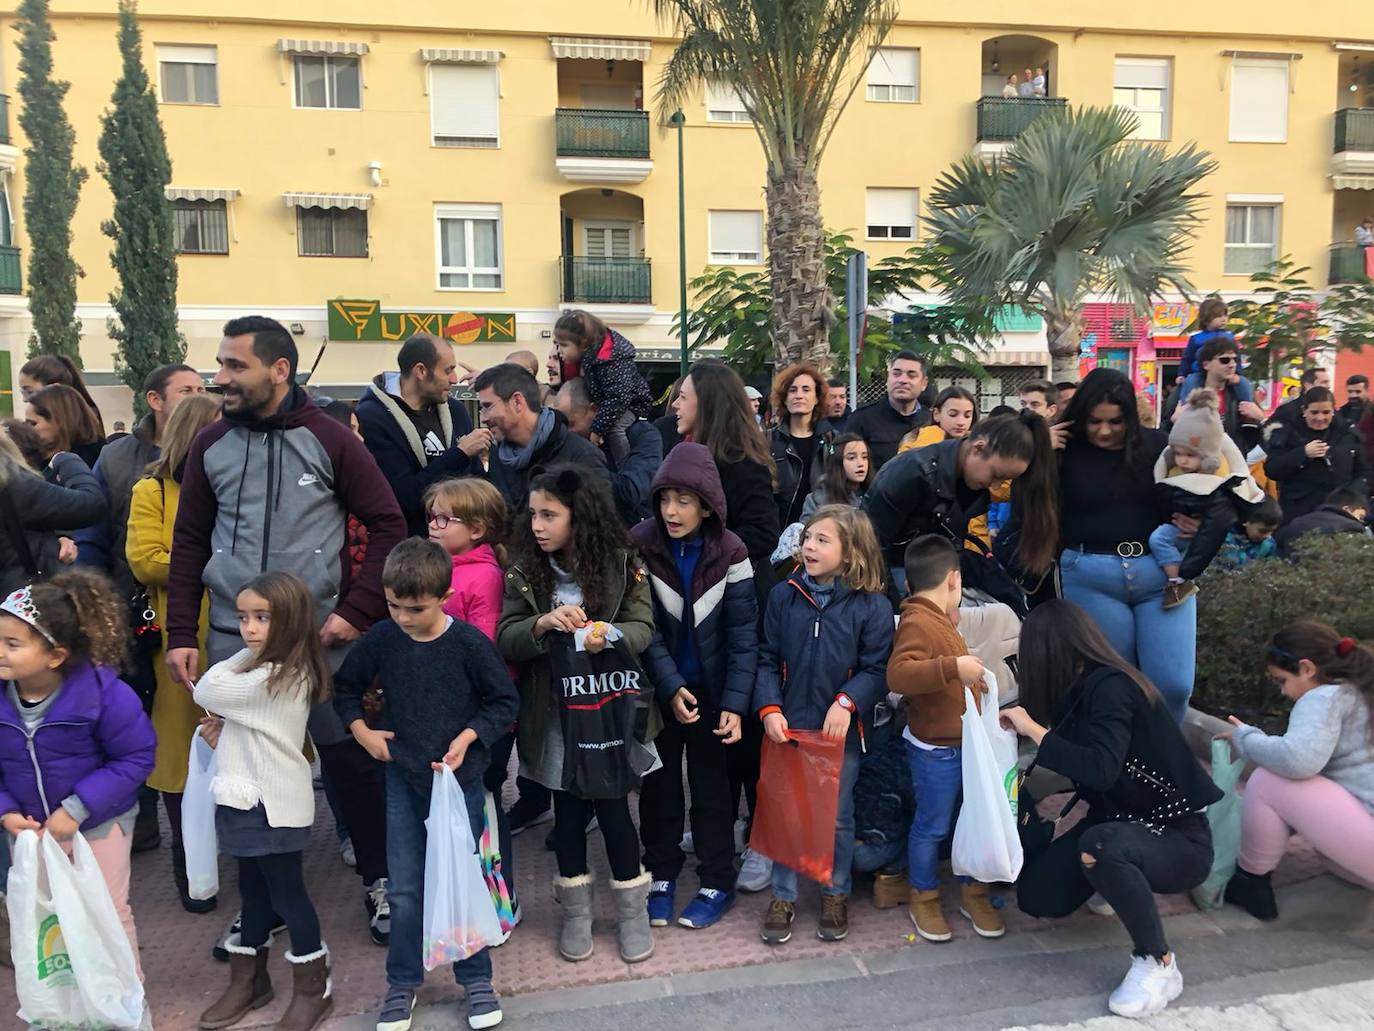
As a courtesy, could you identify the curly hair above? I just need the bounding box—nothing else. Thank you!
[509,465,631,616]
[27,569,129,670]
[769,362,829,434]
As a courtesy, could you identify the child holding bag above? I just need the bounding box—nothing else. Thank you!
[0,571,156,981]
[755,505,894,945]
[193,572,334,1031]
[498,466,658,965]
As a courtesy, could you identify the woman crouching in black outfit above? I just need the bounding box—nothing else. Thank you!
[1001,600,1221,1020]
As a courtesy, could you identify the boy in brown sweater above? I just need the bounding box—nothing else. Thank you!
[887,535,1004,942]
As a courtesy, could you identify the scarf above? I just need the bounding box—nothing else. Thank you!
[495,407,558,471]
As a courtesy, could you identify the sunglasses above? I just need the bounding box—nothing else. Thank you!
[1214,355,1238,364]
[426,512,464,529]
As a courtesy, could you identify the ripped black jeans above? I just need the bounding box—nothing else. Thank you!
[1017,811,1212,958]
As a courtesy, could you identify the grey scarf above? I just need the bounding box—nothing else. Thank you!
[495,407,558,471]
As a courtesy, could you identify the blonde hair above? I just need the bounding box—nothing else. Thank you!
[148,393,221,481]
[423,477,509,562]
[801,505,886,594]
[0,429,38,488]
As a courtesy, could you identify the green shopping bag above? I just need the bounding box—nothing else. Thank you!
[1191,737,1245,910]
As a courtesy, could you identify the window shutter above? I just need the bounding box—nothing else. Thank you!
[431,64,500,145]
[707,81,748,115]
[158,45,216,64]
[867,48,918,87]
[710,211,762,259]
[866,188,917,237]
[1229,59,1289,142]
[1114,58,1169,89]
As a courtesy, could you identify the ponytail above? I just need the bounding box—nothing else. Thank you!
[1266,621,1374,733]
[27,569,128,669]
[970,411,1059,575]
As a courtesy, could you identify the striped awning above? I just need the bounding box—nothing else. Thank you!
[282,192,373,211]
[549,36,650,61]
[420,47,504,64]
[165,186,240,203]
[1333,175,1374,191]
[277,39,369,57]
[990,350,1050,367]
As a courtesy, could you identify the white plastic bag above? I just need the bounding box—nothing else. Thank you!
[951,675,1024,883]
[182,726,220,900]
[422,768,504,970]
[8,829,84,1028]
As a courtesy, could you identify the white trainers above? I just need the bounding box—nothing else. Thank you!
[1087,892,1116,916]
[1107,953,1183,1018]
[736,847,773,893]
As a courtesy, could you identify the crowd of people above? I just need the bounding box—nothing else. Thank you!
[0,305,1371,1031]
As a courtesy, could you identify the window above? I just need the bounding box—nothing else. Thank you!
[294,55,361,110]
[866,48,919,103]
[707,81,752,123]
[172,200,228,254]
[430,64,500,147]
[866,188,918,240]
[1228,58,1289,143]
[585,223,634,258]
[296,207,368,257]
[1224,202,1280,274]
[1113,58,1170,140]
[435,204,503,289]
[158,45,218,105]
[709,210,763,264]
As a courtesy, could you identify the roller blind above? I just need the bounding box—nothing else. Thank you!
[1114,58,1170,89]
[868,48,918,87]
[1229,59,1289,142]
[709,210,762,261]
[431,64,500,145]
[866,188,917,239]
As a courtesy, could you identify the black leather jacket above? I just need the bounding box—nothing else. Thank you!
[770,419,835,527]
[862,438,987,567]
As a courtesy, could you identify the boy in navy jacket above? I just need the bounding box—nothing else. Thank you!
[630,443,758,930]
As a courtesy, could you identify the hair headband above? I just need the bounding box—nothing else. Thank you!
[0,587,57,646]
[1337,637,1357,658]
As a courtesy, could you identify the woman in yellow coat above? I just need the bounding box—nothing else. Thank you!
[125,392,220,913]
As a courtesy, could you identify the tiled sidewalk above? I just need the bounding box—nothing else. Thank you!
[0,792,1327,1030]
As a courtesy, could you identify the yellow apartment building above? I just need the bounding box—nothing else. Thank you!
[1,1,1373,423]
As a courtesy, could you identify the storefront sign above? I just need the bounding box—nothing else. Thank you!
[327,299,517,343]
[1151,302,1197,336]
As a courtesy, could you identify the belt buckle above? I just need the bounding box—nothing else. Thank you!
[1116,541,1143,559]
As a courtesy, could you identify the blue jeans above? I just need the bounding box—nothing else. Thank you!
[1147,523,1189,571]
[384,765,492,990]
[906,741,966,891]
[1059,548,1196,721]
[771,748,860,900]
[852,838,905,875]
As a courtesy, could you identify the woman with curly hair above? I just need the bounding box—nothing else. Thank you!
[768,362,834,527]
[498,465,658,965]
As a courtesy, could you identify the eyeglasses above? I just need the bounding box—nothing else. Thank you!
[1215,356,1238,364]
[427,512,464,529]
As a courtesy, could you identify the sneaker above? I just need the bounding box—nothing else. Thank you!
[760,897,795,945]
[959,881,1005,939]
[678,888,735,929]
[464,981,503,1030]
[1107,953,1184,1018]
[737,848,773,893]
[339,837,357,868]
[213,911,287,961]
[1162,579,1198,609]
[818,893,849,941]
[376,986,416,1031]
[366,878,391,946]
[909,888,952,943]
[1087,892,1116,917]
[507,797,554,836]
[647,880,676,927]
[1224,867,1279,921]
[679,830,694,853]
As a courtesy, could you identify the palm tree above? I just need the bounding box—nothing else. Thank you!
[653,0,897,369]
[924,106,1216,381]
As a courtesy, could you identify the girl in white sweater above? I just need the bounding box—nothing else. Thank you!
[1222,621,1374,921]
[193,572,334,1031]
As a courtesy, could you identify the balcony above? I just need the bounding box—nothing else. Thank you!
[554,108,653,184]
[973,96,1067,161]
[0,95,16,172]
[1332,108,1374,187]
[560,255,651,305]
[1330,244,1370,286]
[0,245,21,294]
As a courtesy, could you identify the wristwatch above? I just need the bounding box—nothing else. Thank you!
[834,693,857,713]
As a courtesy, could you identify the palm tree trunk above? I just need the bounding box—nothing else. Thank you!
[766,157,832,369]
[1045,308,1084,384]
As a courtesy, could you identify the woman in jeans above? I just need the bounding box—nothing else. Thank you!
[1003,601,1220,1020]
[1052,368,1198,719]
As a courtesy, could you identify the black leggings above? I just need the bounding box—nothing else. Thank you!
[1017,812,1212,958]
[238,852,322,956]
[552,791,641,881]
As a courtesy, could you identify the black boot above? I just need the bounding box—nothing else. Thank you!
[171,836,218,915]
[1224,866,1278,921]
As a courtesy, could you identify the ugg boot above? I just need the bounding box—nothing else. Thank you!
[197,943,272,1029]
[609,870,655,963]
[553,875,595,962]
[872,871,907,909]
[277,944,333,1031]
[959,881,1005,938]
[909,888,951,943]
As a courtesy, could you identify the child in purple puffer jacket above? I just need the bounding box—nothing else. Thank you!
[0,570,157,980]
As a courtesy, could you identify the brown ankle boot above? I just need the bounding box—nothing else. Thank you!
[277,944,333,1031]
[872,871,907,909]
[198,943,272,1029]
[959,881,1006,938]
[909,888,951,943]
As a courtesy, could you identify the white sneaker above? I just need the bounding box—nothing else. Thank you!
[1108,953,1183,1018]
[1087,892,1116,916]
[737,848,773,893]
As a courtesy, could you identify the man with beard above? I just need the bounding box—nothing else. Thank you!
[844,350,932,471]
[166,316,406,953]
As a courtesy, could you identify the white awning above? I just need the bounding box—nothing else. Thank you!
[990,350,1050,367]
[277,39,369,57]
[165,186,240,202]
[420,47,504,64]
[1333,175,1374,190]
[549,36,650,61]
[282,192,373,211]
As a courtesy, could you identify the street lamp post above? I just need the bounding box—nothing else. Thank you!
[671,110,689,377]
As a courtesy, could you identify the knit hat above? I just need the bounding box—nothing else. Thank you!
[1168,387,1224,473]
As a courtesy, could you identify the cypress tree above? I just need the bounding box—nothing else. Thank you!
[15,0,86,360]
[99,0,183,403]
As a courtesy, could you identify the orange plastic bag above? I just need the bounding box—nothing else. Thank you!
[750,730,846,885]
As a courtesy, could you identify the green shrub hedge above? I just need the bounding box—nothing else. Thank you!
[1193,533,1374,730]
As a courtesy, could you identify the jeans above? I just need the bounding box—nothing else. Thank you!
[1059,548,1196,721]
[384,765,492,990]
[552,792,641,881]
[1147,523,1189,571]
[772,747,861,900]
[852,838,905,874]
[238,851,322,957]
[1017,812,1212,959]
[906,741,966,891]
